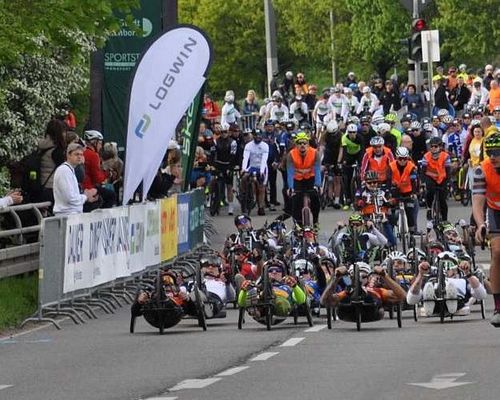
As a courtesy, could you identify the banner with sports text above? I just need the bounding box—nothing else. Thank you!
[160,196,178,262]
[123,25,213,204]
[177,193,190,254]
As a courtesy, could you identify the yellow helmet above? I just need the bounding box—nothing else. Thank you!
[294,131,310,143]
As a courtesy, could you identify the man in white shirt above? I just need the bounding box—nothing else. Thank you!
[53,143,98,215]
[0,191,23,208]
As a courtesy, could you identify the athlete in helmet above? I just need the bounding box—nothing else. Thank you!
[360,135,394,183]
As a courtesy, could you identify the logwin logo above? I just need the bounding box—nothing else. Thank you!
[135,114,151,139]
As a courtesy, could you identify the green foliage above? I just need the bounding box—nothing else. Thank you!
[0,274,38,331]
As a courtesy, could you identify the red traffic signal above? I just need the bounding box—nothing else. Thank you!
[412,18,426,32]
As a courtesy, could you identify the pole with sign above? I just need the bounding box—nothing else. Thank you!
[422,30,440,117]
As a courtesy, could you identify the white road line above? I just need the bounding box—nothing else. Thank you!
[216,366,249,377]
[169,378,221,391]
[304,325,326,333]
[145,397,177,400]
[0,385,13,391]
[280,337,305,347]
[250,352,279,361]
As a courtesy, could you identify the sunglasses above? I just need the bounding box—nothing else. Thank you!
[268,267,283,274]
[350,222,363,227]
[297,141,308,146]
[397,157,409,161]
[430,144,440,148]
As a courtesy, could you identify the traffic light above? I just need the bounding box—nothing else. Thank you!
[399,38,411,59]
[410,18,426,62]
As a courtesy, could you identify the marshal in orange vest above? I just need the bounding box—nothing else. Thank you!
[482,158,500,210]
[290,147,317,181]
[389,160,416,195]
[424,151,447,184]
[365,147,392,182]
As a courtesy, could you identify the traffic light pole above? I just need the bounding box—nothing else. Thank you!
[264,0,279,98]
[412,0,421,93]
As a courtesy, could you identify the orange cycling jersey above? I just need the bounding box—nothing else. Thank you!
[290,147,317,180]
[482,158,500,210]
[365,147,392,182]
[424,151,447,184]
[389,160,415,194]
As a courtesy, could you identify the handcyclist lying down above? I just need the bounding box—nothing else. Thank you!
[320,262,406,322]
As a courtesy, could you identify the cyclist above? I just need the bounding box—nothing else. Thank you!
[355,170,396,247]
[286,132,321,226]
[270,94,289,123]
[388,146,418,234]
[239,258,306,324]
[199,255,234,318]
[211,126,238,215]
[360,136,394,183]
[376,122,397,153]
[328,87,349,125]
[384,113,402,145]
[344,87,360,116]
[409,122,427,163]
[341,123,364,210]
[359,115,377,151]
[240,129,269,215]
[289,96,309,125]
[320,262,406,323]
[313,91,335,133]
[321,120,343,209]
[293,227,337,263]
[357,86,381,116]
[421,136,451,221]
[221,93,241,127]
[472,133,500,326]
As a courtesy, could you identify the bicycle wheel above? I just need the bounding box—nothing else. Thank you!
[413,304,418,322]
[396,303,402,328]
[193,286,207,331]
[305,297,314,327]
[320,174,328,210]
[480,299,486,320]
[399,210,407,254]
[460,189,471,206]
[327,307,333,329]
[262,266,273,331]
[237,307,245,329]
[209,179,220,216]
[246,178,255,215]
[352,263,362,331]
[355,304,362,332]
[437,263,446,324]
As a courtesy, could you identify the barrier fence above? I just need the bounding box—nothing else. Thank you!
[21,189,206,329]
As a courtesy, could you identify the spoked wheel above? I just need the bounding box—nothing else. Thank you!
[305,298,314,327]
[262,266,273,331]
[237,307,245,329]
[353,263,362,332]
[355,304,362,332]
[193,286,207,331]
[327,307,333,329]
[209,180,220,217]
[413,304,418,322]
[130,315,136,334]
[396,303,402,328]
[480,299,486,320]
[293,307,298,325]
[439,301,446,324]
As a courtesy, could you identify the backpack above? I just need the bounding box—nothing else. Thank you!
[20,146,55,202]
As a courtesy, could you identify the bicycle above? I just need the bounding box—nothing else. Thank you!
[386,260,403,328]
[394,196,413,254]
[319,167,333,210]
[457,163,472,206]
[208,170,224,216]
[240,170,259,215]
[430,185,447,227]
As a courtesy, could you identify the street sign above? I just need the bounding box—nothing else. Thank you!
[421,29,440,62]
[408,373,475,390]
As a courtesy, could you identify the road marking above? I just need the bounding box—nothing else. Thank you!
[304,325,326,332]
[145,397,177,400]
[408,373,475,390]
[0,385,13,391]
[250,352,279,361]
[216,366,249,376]
[280,337,305,347]
[169,378,221,391]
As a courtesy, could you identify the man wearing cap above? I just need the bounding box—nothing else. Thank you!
[469,77,489,106]
[450,75,471,116]
[53,143,98,215]
[484,64,495,91]
[344,71,357,88]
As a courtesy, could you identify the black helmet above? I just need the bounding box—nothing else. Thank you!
[253,128,263,137]
[200,254,222,269]
[429,136,442,146]
[234,214,251,226]
[286,121,295,130]
[365,170,379,182]
[265,119,275,127]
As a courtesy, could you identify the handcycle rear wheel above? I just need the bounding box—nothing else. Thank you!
[193,286,207,331]
[262,266,273,331]
[237,307,245,329]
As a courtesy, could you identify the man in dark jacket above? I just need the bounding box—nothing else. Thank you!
[433,77,450,111]
[379,80,401,115]
[449,76,471,115]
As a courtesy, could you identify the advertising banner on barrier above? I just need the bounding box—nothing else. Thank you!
[128,203,160,273]
[161,196,178,262]
[177,193,190,254]
[63,208,130,293]
[189,189,205,249]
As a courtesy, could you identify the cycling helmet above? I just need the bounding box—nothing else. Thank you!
[294,132,310,143]
[253,128,263,137]
[437,251,459,269]
[349,261,372,276]
[442,115,453,124]
[395,146,410,158]
[344,88,352,94]
[286,121,295,130]
[161,269,179,286]
[400,114,411,123]
[84,130,104,141]
[371,114,385,125]
[428,241,445,254]
[243,127,253,136]
[348,213,363,225]
[360,115,371,124]
[362,86,371,94]
[423,123,433,132]
[429,136,442,146]
[384,113,397,123]
[326,120,339,133]
[264,119,275,127]
[265,258,286,273]
[484,132,500,150]
[410,121,421,130]
[292,259,315,277]
[388,251,407,263]
[200,255,222,269]
[234,214,251,226]
[346,123,358,133]
[233,244,250,255]
[422,117,431,125]
[365,170,379,182]
[455,250,472,263]
[437,109,449,117]
[377,123,391,134]
[300,121,312,131]
[349,83,358,91]
[459,63,467,71]
[406,248,427,262]
[370,136,385,146]
[303,227,316,240]
[348,116,360,125]
[494,105,500,113]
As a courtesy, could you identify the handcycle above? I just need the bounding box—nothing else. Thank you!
[208,169,224,216]
[289,258,315,327]
[240,170,260,215]
[393,196,414,254]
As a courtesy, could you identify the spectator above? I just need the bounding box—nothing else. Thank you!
[449,76,471,115]
[304,84,318,111]
[483,64,495,90]
[164,140,183,194]
[62,102,77,130]
[344,71,357,87]
[37,119,66,204]
[295,72,309,94]
[82,130,116,210]
[489,80,500,114]
[447,66,458,91]
[202,93,220,128]
[53,143,98,215]
[433,77,450,113]
[0,190,23,208]
[379,80,401,115]
[101,142,124,203]
[469,77,489,106]
[221,93,241,127]
[402,84,424,120]
[282,71,295,100]
[242,90,260,130]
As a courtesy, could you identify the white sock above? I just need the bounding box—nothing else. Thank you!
[334,197,339,203]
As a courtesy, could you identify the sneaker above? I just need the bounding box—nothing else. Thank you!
[454,306,470,316]
[228,204,234,215]
[333,202,341,209]
[422,282,436,316]
[491,310,500,327]
[258,208,265,216]
[342,204,350,211]
[445,281,458,314]
[269,204,276,211]
[272,201,281,206]
[426,209,432,221]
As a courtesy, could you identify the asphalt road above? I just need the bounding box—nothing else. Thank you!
[0,201,496,400]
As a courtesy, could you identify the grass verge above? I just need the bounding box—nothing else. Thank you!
[0,274,37,332]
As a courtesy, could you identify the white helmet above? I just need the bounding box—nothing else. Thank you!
[362,86,371,94]
[224,94,235,103]
[437,251,459,268]
[326,120,339,133]
[406,248,426,262]
[459,63,467,71]
[349,261,372,276]
[410,121,421,130]
[442,115,453,124]
[370,136,385,146]
[371,114,385,125]
[292,259,314,277]
[347,123,358,133]
[84,130,103,141]
[377,122,391,134]
[395,146,410,158]
[423,123,433,132]
[437,109,449,117]
[388,251,407,263]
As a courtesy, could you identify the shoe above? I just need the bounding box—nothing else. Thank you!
[454,306,470,316]
[491,310,500,327]
[273,201,281,206]
[445,281,458,314]
[333,202,341,209]
[228,204,234,215]
[426,209,432,221]
[269,205,276,211]
[258,208,265,216]
[342,204,350,211]
[422,282,436,316]
[220,200,225,207]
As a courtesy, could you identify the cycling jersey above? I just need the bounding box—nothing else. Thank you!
[241,141,269,174]
[221,102,241,126]
[468,87,489,106]
[213,136,237,168]
[361,147,394,182]
[482,158,500,210]
[314,100,334,118]
[328,94,348,122]
[356,93,380,115]
[289,101,308,122]
[443,132,463,158]
[270,104,289,122]
[342,133,362,155]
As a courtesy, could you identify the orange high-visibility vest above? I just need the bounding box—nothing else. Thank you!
[389,160,415,194]
[290,147,317,180]
[365,147,392,182]
[424,151,447,184]
[482,158,500,210]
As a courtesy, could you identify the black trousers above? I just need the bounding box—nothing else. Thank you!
[291,178,320,225]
